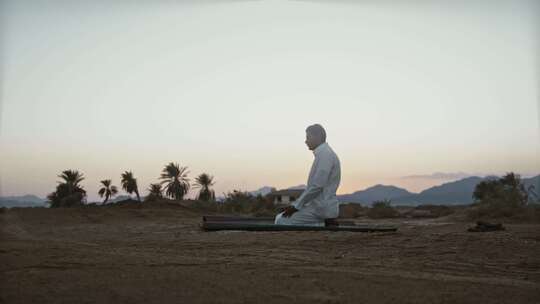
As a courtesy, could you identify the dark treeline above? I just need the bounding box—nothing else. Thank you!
[47,162,216,207]
[46,168,538,221]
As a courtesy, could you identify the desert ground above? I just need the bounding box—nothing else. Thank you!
[1,203,539,304]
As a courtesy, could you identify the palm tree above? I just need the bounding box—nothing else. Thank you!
[59,170,85,194]
[193,173,215,201]
[145,183,163,202]
[148,183,163,197]
[98,179,118,204]
[160,162,190,200]
[121,171,141,202]
[47,169,87,207]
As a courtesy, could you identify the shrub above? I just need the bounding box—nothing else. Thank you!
[469,172,535,220]
[339,203,366,218]
[409,205,454,218]
[218,191,277,215]
[367,200,398,219]
[189,199,219,212]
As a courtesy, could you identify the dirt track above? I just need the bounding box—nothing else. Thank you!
[1,204,539,304]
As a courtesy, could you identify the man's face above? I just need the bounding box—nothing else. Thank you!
[305,131,320,151]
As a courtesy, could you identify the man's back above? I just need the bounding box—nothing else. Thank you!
[305,142,341,219]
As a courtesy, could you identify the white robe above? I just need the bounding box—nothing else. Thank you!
[275,142,341,225]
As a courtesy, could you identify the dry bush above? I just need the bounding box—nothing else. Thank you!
[468,172,539,221]
[468,202,540,222]
[408,205,454,218]
[218,191,278,215]
[367,200,399,219]
[339,203,366,218]
[179,190,278,216]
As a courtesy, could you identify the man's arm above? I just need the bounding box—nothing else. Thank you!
[293,154,333,210]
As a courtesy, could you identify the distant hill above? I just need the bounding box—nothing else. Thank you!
[523,175,540,202]
[339,175,540,206]
[0,195,48,208]
[392,176,494,205]
[287,184,307,190]
[88,195,135,205]
[338,185,412,205]
[108,195,134,203]
[2,194,136,207]
[249,186,276,197]
[249,185,306,197]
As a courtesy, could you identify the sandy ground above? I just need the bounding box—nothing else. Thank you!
[1,204,539,304]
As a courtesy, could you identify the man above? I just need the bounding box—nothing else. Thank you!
[274,124,341,226]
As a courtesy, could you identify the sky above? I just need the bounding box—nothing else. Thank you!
[1,0,539,202]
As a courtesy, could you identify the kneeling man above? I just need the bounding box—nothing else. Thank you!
[275,124,341,226]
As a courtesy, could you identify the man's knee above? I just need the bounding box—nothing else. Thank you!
[274,212,289,225]
[275,210,324,226]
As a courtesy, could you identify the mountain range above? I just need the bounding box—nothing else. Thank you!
[248,185,306,197]
[0,194,136,208]
[249,186,276,197]
[0,195,48,208]
[338,175,540,206]
[2,175,538,208]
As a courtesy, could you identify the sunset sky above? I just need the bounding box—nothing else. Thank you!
[1,0,539,201]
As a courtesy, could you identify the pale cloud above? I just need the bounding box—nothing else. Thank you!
[401,172,473,180]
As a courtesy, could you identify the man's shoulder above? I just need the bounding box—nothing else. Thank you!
[319,143,338,159]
